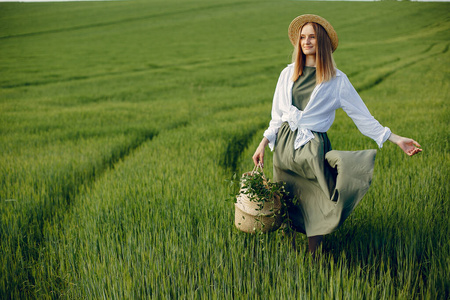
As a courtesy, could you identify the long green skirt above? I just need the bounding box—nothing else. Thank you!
[273,122,376,237]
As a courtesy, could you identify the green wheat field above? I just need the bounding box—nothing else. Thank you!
[1,0,449,298]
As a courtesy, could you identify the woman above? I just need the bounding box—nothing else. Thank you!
[252,14,421,254]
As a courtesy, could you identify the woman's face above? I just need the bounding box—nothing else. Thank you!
[300,23,316,56]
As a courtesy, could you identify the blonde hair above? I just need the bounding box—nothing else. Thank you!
[291,22,336,84]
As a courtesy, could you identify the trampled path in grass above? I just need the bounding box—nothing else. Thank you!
[1,0,449,298]
[353,42,449,92]
[0,1,255,40]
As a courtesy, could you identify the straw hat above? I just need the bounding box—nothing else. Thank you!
[288,14,339,52]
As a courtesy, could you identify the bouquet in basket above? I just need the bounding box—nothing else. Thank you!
[234,164,287,234]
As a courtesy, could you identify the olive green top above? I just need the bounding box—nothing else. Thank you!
[292,66,316,111]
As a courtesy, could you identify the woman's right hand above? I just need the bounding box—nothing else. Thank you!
[252,137,269,167]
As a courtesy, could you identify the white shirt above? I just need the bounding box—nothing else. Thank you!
[263,63,391,151]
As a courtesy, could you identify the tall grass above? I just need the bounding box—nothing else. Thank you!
[1,0,449,298]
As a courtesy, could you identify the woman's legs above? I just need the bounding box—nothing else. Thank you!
[308,235,323,255]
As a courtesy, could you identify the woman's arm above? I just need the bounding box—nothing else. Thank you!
[338,73,422,156]
[263,64,294,151]
[338,73,392,148]
[252,137,269,167]
[388,133,422,156]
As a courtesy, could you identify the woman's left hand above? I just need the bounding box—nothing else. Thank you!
[389,133,422,156]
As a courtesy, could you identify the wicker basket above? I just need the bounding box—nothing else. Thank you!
[234,167,283,234]
[234,202,282,234]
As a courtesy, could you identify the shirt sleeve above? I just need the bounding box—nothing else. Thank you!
[338,74,391,148]
[263,66,290,151]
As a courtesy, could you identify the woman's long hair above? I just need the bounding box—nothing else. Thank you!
[291,22,336,84]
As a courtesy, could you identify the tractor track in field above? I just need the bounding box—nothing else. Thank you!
[354,43,449,93]
[347,43,437,79]
[0,54,281,90]
[0,67,168,89]
[220,122,267,173]
[6,119,190,291]
[44,120,189,214]
[7,96,265,269]
[0,1,255,40]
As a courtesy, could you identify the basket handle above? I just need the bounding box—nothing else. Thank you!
[251,162,265,178]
